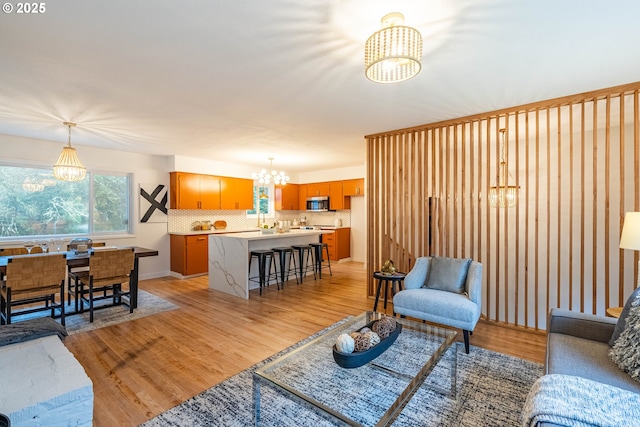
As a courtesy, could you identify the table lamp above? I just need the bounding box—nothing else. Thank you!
[619,211,640,287]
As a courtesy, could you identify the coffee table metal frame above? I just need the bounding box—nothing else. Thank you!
[253,311,458,426]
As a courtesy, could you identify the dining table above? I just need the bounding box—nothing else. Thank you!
[0,246,158,313]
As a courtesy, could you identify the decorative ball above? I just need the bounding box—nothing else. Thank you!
[372,316,397,339]
[365,331,381,346]
[360,327,372,334]
[353,333,372,352]
[335,333,355,354]
[350,332,361,340]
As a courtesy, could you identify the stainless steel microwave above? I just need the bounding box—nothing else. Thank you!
[306,196,330,212]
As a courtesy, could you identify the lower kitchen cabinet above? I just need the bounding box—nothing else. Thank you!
[322,228,350,261]
[170,234,209,276]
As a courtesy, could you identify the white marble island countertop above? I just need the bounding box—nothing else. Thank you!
[215,229,330,241]
[208,228,331,299]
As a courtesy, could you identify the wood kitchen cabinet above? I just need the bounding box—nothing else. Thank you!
[170,172,220,210]
[343,179,365,196]
[322,228,350,261]
[170,172,253,210]
[170,234,209,276]
[307,182,331,197]
[275,183,299,210]
[298,184,308,210]
[219,176,253,210]
[329,181,344,210]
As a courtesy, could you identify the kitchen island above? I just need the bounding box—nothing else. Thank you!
[208,229,330,299]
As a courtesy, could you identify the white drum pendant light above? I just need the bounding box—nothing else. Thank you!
[365,12,423,83]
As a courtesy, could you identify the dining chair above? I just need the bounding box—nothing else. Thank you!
[75,248,135,322]
[0,253,67,325]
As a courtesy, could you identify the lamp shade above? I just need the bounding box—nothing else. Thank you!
[620,212,640,251]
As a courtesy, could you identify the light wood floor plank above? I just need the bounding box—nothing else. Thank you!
[62,262,546,427]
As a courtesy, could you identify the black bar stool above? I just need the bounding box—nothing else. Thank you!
[309,242,332,279]
[291,244,316,283]
[272,247,299,286]
[248,250,279,295]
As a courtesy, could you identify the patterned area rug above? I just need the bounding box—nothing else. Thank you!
[65,289,178,334]
[142,319,543,427]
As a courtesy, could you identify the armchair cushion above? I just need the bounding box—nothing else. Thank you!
[424,257,471,294]
[609,286,640,346]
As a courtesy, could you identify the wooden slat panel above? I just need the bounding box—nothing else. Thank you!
[365,82,640,330]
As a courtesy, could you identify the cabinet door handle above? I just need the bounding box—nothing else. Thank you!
[197,237,206,241]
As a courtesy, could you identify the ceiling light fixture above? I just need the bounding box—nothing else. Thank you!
[489,129,519,208]
[252,157,289,186]
[364,12,423,83]
[22,177,45,192]
[53,122,86,182]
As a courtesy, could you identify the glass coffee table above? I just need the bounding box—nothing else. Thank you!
[253,311,458,426]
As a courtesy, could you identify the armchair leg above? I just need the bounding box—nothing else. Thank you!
[463,330,470,354]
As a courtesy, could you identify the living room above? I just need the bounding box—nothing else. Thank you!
[2,1,640,426]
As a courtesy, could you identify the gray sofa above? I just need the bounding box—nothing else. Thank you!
[529,308,640,426]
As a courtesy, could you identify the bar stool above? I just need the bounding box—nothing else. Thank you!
[272,247,299,287]
[248,250,279,295]
[291,244,316,283]
[309,242,332,279]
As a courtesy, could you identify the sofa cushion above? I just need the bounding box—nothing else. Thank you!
[424,257,471,294]
[609,301,640,382]
[547,332,640,393]
[609,286,640,346]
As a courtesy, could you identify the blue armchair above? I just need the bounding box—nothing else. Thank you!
[392,256,483,353]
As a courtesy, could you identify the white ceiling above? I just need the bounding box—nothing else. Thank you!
[1,0,639,173]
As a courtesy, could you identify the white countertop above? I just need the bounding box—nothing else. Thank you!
[210,229,331,241]
[170,226,347,236]
[169,228,257,236]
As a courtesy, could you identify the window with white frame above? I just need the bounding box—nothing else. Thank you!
[0,164,131,238]
[246,183,274,219]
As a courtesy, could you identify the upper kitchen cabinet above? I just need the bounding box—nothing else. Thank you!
[343,179,365,197]
[170,172,220,210]
[298,184,308,210]
[307,182,331,197]
[329,181,344,210]
[219,176,253,210]
[170,172,252,210]
[275,183,299,211]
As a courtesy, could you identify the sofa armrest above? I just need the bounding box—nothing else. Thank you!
[547,308,616,343]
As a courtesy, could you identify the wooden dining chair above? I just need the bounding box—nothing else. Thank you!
[0,253,67,325]
[75,248,134,322]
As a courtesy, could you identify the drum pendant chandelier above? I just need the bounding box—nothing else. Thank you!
[53,122,86,182]
[365,12,423,83]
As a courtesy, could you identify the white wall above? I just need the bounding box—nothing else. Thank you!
[0,134,171,280]
[0,140,368,280]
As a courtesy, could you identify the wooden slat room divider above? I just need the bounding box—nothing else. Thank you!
[366,81,640,330]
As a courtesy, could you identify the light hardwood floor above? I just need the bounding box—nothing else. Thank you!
[63,262,546,427]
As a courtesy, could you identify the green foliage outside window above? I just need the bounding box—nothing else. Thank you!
[0,165,130,238]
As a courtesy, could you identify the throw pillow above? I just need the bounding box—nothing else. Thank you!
[424,257,472,294]
[609,299,640,382]
[609,286,640,347]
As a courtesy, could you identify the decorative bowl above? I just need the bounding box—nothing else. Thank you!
[261,228,276,234]
[332,319,402,369]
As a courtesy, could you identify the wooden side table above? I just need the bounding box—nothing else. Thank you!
[372,271,406,312]
[606,307,623,318]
